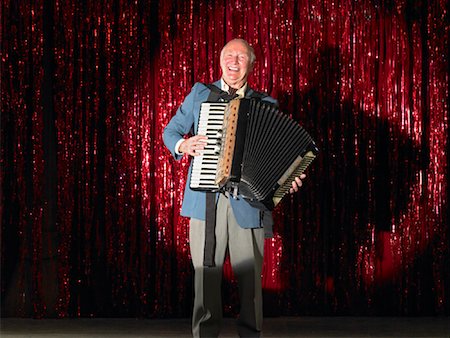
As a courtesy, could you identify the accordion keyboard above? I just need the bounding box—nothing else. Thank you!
[190,102,227,190]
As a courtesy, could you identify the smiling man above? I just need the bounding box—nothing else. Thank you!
[163,39,305,338]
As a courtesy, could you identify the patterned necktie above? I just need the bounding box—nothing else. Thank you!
[228,87,237,96]
[226,87,238,100]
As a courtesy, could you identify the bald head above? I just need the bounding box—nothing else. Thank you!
[220,39,256,64]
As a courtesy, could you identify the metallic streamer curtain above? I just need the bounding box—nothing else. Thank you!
[1,0,448,317]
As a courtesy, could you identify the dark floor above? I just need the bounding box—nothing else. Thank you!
[1,317,449,337]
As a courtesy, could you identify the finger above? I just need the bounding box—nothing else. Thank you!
[193,135,208,143]
[289,187,294,194]
[188,146,196,156]
[190,142,207,156]
[191,146,206,155]
[295,177,303,187]
[196,139,208,145]
[291,180,298,192]
[192,143,206,149]
[300,173,306,180]
[191,139,207,149]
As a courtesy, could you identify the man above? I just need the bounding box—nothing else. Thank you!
[163,39,305,337]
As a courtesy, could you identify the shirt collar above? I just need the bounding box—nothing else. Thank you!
[221,79,247,98]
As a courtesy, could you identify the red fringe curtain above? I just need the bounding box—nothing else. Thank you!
[1,0,449,317]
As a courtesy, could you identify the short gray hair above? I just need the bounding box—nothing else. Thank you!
[221,38,256,64]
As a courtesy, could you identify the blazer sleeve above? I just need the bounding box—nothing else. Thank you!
[163,83,201,160]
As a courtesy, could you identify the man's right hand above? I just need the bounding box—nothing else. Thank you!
[179,135,208,156]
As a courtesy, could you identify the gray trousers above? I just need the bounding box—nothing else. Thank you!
[189,193,265,337]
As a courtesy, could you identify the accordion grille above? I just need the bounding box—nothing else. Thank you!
[238,99,316,205]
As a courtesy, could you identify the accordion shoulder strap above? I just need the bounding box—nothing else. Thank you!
[248,90,268,100]
[204,83,227,102]
[203,83,269,101]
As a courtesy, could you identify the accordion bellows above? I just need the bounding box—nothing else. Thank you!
[190,98,318,210]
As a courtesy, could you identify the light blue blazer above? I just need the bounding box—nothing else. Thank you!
[163,81,277,236]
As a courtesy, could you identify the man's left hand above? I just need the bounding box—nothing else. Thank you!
[289,173,306,193]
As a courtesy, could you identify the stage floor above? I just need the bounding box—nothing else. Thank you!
[1,317,449,337]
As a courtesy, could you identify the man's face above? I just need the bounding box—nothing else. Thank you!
[220,40,253,88]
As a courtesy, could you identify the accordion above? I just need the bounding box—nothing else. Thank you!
[190,98,319,210]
